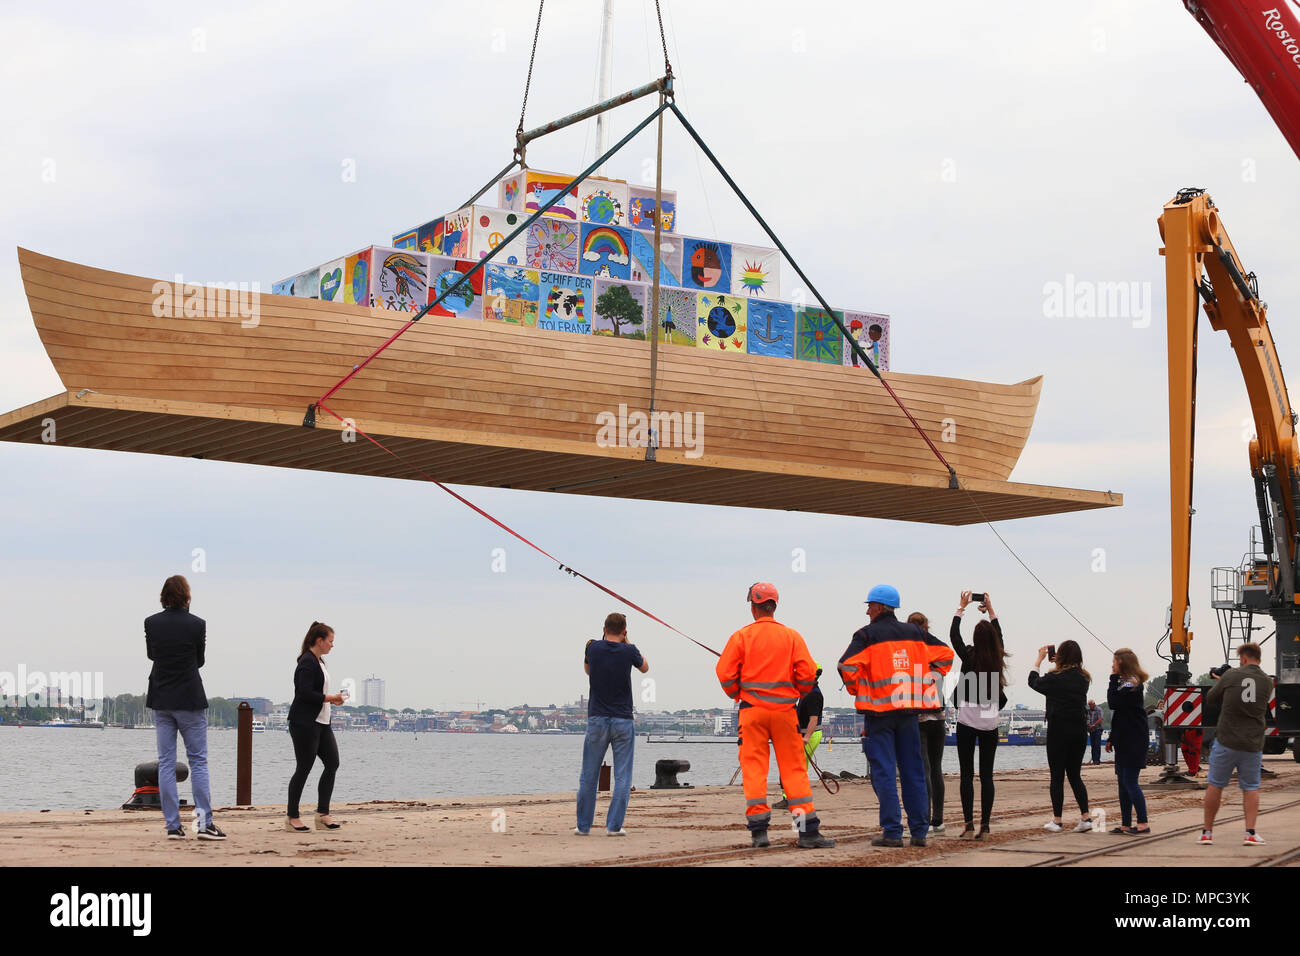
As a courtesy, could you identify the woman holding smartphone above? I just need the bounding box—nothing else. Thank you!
[1029,640,1092,832]
[1106,648,1151,834]
[950,591,1009,839]
[286,621,344,832]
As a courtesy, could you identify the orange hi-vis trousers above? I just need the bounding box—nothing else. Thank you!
[740,705,814,829]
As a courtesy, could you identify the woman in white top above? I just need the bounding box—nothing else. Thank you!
[949,591,1010,839]
[286,622,344,832]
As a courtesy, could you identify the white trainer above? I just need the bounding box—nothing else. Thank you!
[1074,819,1093,833]
[1043,821,1063,833]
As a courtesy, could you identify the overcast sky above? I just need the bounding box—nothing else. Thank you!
[3,1,1300,714]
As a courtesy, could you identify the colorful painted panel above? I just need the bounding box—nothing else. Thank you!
[537,271,592,334]
[344,248,371,306]
[730,243,781,299]
[655,287,697,347]
[696,291,747,353]
[317,258,345,303]
[498,172,524,211]
[525,219,580,273]
[371,248,429,313]
[272,277,294,296]
[682,237,731,292]
[627,185,678,232]
[593,279,648,340]
[578,224,633,280]
[392,229,418,250]
[470,206,526,265]
[797,307,845,364]
[416,218,444,255]
[578,177,629,226]
[628,229,683,286]
[484,265,540,326]
[292,267,320,299]
[428,257,483,320]
[745,300,796,359]
[524,171,580,222]
[843,312,890,372]
[438,207,473,259]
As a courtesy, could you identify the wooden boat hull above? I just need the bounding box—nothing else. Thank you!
[1,249,1122,525]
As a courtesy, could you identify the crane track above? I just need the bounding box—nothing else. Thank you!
[1029,797,1300,867]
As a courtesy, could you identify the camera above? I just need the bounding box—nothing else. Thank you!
[1209,664,1232,678]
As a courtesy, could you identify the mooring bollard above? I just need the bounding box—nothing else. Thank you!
[236,701,253,805]
[650,758,692,789]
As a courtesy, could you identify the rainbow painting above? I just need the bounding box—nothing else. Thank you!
[578,223,632,280]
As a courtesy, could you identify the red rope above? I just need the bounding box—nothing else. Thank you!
[316,401,722,658]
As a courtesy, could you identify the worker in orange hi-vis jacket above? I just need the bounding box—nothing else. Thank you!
[715,583,835,850]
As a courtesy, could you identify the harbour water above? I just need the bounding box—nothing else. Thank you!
[0,727,1091,811]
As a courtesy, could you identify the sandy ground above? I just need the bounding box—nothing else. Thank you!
[4,758,1297,866]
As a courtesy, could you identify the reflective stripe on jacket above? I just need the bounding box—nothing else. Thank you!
[716,618,817,710]
[838,612,954,714]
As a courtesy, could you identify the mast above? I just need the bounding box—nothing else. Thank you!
[594,0,614,175]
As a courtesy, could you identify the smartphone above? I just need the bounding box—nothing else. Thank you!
[1046,645,1056,662]
[971,592,986,603]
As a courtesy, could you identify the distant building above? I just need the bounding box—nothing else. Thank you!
[233,697,274,716]
[363,676,386,710]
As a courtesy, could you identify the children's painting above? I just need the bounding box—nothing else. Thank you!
[416,218,444,255]
[525,220,580,273]
[593,279,648,339]
[797,307,845,364]
[372,249,429,312]
[842,312,890,371]
[627,185,677,232]
[696,292,747,353]
[471,206,526,265]
[392,229,418,250]
[344,248,371,306]
[655,288,697,347]
[438,207,473,259]
[484,265,540,326]
[628,229,683,286]
[498,172,524,211]
[729,244,780,299]
[317,258,345,303]
[292,267,320,299]
[428,257,483,320]
[578,224,633,280]
[578,177,629,226]
[538,271,592,334]
[525,171,580,222]
[272,277,294,296]
[745,300,796,359]
[682,238,731,292]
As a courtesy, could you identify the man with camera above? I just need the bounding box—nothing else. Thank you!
[1198,643,1271,846]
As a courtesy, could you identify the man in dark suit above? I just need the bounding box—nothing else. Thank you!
[146,574,225,841]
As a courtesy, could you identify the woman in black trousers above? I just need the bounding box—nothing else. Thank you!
[950,591,1009,839]
[286,621,344,832]
[1029,640,1091,832]
[1106,648,1151,834]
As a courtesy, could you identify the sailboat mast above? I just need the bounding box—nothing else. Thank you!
[594,0,614,175]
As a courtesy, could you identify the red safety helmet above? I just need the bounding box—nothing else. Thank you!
[746,582,779,604]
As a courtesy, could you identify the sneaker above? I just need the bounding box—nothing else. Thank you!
[606,829,628,837]
[165,828,185,840]
[1197,830,1213,845]
[1243,832,1267,846]
[572,827,590,836]
[910,836,927,848]
[871,835,904,847]
[751,829,770,849]
[797,833,836,849]
[1043,821,1063,833]
[1074,819,1093,833]
[930,823,946,834]
[196,823,226,841]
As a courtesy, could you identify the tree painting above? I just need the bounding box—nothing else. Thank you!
[595,283,645,338]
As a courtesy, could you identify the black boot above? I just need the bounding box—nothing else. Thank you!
[752,829,770,848]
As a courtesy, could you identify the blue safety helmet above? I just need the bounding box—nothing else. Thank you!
[865,584,900,608]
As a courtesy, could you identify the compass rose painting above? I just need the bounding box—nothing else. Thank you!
[796,307,844,364]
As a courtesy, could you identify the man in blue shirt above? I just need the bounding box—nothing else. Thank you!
[575,612,650,836]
